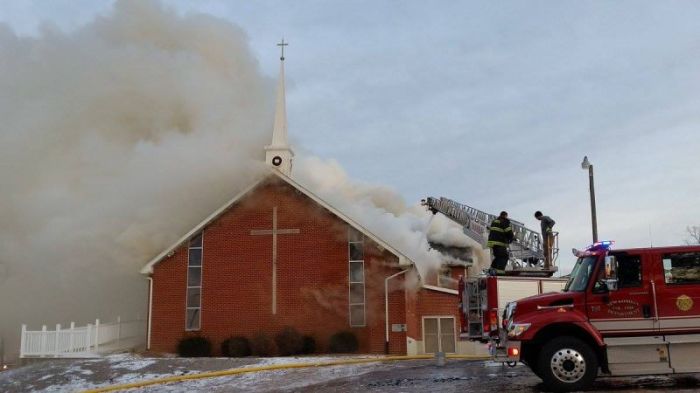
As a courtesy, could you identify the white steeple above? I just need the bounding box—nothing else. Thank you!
[265,39,294,176]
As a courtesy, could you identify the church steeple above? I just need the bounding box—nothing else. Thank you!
[265,39,294,176]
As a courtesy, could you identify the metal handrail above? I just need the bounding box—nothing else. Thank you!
[423,196,557,274]
[424,197,543,253]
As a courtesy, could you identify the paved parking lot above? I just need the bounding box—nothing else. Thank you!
[3,356,700,392]
[283,360,700,393]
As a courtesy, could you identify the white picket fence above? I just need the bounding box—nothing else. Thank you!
[20,317,145,358]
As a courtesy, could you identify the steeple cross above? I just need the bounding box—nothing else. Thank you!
[250,206,300,314]
[277,39,288,61]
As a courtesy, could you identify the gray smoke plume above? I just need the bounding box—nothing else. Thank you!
[293,156,483,280]
[0,0,272,362]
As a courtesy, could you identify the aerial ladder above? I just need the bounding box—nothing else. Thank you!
[422,196,558,277]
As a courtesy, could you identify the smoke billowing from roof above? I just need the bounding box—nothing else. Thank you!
[0,0,271,360]
[293,156,482,278]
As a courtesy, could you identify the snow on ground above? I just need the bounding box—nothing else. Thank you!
[131,360,398,393]
[7,355,700,393]
[0,354,394,393]
[247,354,385,367]
[109,355,157,371]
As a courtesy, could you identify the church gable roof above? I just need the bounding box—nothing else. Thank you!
[140,170,411,274]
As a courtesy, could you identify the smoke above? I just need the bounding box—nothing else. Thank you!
[0,0,485,363]
[0,0,271,361]
[427,214,490,271]
[293,156,482,279]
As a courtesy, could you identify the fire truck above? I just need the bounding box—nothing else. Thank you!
[460,241,700,391]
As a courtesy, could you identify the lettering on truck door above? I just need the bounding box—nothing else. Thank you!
[587,252,657,335]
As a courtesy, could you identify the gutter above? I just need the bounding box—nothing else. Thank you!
[384,269,409,354]
[147,277,153,350]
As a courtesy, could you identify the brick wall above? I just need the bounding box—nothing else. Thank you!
[406,287,460,341]
[150,176,407,355]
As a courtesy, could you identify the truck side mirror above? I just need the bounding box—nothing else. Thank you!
[604,255,618,291]
[593,279,609,294]
[604,278,618,291]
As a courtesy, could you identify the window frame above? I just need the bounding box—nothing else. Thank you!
[614,253,643,289]
[662,252,700,285]
[348,228,366,327]
[437,265,453,288]
[185,231,204,331]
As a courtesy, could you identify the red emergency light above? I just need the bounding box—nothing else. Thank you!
[508,346,520,357]
[483,309,499,334]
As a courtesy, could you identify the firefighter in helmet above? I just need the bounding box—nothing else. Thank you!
[487,211,514,275]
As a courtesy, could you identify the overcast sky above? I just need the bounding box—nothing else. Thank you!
[2,0,699,273]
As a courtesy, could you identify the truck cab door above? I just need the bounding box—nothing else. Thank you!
[656,250,700,333]
[656,250,700,373]
[586,252,658,335]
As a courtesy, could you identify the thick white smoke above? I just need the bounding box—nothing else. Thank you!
[0,0,271,361]
[427,213,489,271]
[293,156,483,279]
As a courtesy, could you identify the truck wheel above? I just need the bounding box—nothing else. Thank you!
[537,336,598,392]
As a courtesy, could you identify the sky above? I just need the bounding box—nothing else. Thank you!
[2,0,699,275]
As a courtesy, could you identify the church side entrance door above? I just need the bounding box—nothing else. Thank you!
[423,316,456,353]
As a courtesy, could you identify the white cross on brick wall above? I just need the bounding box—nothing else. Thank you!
[250,206,300,314]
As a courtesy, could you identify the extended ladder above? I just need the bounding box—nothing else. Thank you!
[423,196,558,276]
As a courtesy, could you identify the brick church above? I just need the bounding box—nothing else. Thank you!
[140,48,484,356]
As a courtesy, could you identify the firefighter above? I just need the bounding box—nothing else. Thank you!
[487,211,514,275]
[534,211,555,270]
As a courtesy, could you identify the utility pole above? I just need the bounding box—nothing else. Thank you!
[581,156,598,242]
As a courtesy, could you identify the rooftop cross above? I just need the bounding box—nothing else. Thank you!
[277,38,288,61]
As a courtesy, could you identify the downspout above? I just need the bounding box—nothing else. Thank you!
[385,269,409,354]
[147,277,153,350]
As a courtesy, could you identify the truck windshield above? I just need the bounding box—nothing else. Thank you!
[564,256,597,292]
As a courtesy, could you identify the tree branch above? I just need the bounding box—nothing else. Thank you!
[686,225,700,245]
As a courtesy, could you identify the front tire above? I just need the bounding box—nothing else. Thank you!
[537,336,598,392]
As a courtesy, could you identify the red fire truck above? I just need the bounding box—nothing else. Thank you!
[459,241,700,391]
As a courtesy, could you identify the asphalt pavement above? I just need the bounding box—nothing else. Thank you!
[277,360,700,393]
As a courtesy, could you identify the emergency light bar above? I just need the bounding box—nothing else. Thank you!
[587,240,615,251]
[572,240,615,257]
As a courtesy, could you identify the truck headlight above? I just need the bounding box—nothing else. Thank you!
[507,323,531,338]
